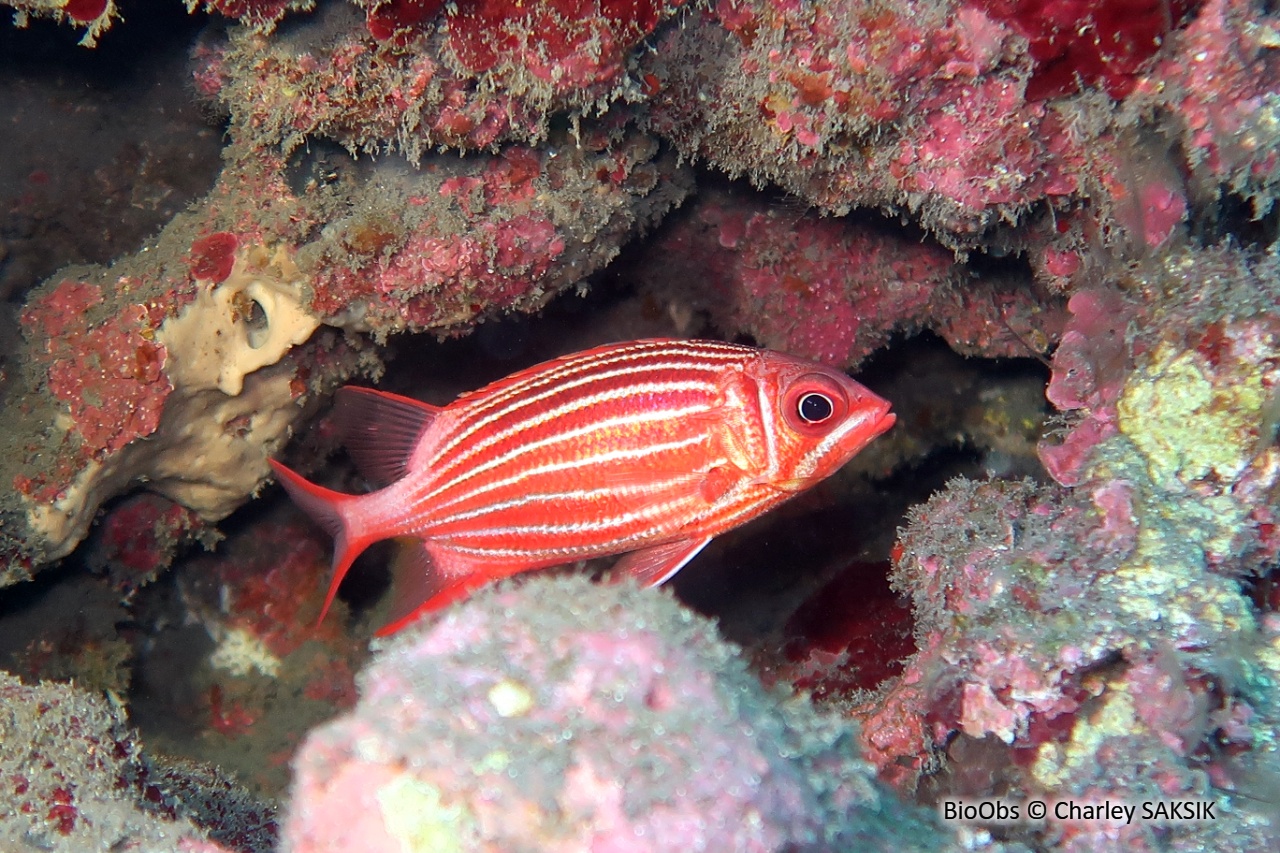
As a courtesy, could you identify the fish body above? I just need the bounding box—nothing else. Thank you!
[270,338,895,634]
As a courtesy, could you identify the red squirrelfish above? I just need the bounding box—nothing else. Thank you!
[270,338,895,634]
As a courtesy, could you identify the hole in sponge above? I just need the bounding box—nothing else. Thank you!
[232,288,271,349]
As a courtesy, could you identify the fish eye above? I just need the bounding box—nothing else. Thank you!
[783,373,850,435]
[797,392,834,424]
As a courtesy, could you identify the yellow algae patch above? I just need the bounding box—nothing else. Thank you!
[488,678,535,718]
[376,774,476,853]
[1117,343,1263,491]
[1107,526,1255,639]
[1032,682,1137,790]
[475,750,512,774]
[208,625,282,678]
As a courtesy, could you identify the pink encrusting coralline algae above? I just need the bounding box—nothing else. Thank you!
[282,575,956,853]
[757,245,1280,850]
[626,184,1067,368]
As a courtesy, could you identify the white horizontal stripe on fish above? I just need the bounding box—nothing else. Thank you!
[418,425,712,518]
[443,493,701,542]
[431,362,721,474]
[428,354,739,476]
[427,475,714,528]
[420,386,716,508]
[442,541,610,560]
[439,470,729,541]
[424,425,716,517]
[446,478,768,556]
[437,490,782,562]
[442,518,701,560]
[453,341,747,425]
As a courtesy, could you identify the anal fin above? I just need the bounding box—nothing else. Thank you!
[611,537,713,587]
[374,540,498,636]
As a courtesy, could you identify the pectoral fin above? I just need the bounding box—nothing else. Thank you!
[762,477,813,493]
[611,537,713,587]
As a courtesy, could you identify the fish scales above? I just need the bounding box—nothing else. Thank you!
[425,343,751,480]
[269,338,895,633]
[424,377,725,513]
[425,406,736,550]
[415,345,758,535]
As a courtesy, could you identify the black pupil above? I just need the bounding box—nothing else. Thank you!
[798,393,834,423]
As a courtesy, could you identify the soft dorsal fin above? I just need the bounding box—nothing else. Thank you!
[332,387,442,488]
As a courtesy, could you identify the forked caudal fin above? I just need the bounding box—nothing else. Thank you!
[268,459,373,625]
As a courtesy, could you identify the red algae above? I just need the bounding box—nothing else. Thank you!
[445,0,682,88]
[364,0,445,41]
[19,280,172,468]
[62,0,106,21]
[88,493,211,592]
[189,233,240,284]
[979,0,1200,100]
[770,560,916,703]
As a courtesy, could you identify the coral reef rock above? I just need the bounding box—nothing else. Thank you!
[0,673,276,852]
[283,575,957,853]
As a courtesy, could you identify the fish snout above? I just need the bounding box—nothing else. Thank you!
[839,380,895,435]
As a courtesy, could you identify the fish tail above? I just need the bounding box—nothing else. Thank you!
[268,459,369,626]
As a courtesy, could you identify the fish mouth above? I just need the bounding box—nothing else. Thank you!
[868,402,896,437]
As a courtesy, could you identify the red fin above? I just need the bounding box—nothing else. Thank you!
[269,459,373,626]
[333,387,442,488]
[374,541,494,636]
[611,537,712,586]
